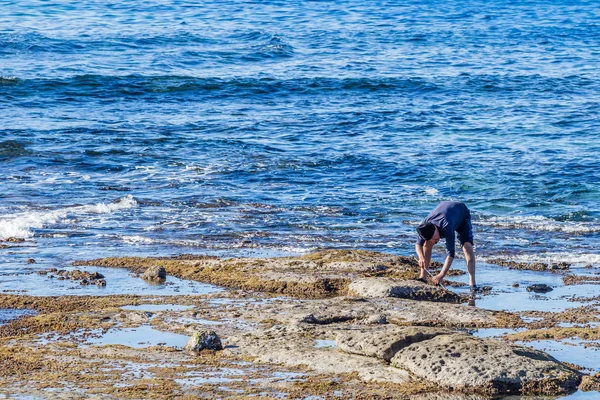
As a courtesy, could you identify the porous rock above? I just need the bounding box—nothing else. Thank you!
[228,326,410,384]
[141,265,167,283]
[184,330,223,352]
[348,277,463,303]
[336,325,455,361]
[390,333,581,395]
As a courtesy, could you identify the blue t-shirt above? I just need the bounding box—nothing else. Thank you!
[416,201,470,258]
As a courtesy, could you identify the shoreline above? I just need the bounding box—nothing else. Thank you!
[1,250,599,398]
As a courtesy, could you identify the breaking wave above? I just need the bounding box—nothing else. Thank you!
[0,195,137,240]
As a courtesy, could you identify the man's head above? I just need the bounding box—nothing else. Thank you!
[417,222,440,244]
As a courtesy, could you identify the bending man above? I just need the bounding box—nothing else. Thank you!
[415,201,476,290]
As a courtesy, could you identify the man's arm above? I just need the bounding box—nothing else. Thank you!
[433,255,454,284]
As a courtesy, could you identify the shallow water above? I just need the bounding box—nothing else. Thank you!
[314,339,337,349]
[451,261,600,312]
[518,339,600,375]
[0,308,37,325]
[83,325,189,348]
[0,265,222,296]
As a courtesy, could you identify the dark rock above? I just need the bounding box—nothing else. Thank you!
[527,284,553,293]
[27,258,36,264]
[550,262,571,271]
[184,330,223,352]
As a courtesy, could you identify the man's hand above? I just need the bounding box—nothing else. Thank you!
[418,258,427,270]
[432,273,444,285]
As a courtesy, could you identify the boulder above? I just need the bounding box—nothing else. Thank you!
[337,326,455,361]
[348,277,463,303]
[141,265,166,283]
[390,333,581,395]
[184,330,223,352]
[526,284,553,293]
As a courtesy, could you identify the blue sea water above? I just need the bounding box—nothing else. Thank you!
[1,0,600,268]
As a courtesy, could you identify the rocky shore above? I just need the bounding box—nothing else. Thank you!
[0,250,598,399]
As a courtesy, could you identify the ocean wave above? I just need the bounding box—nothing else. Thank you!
[477,215,600,234]
[0,75,437,99]
[0,195,137,240]
[3,74,595,103]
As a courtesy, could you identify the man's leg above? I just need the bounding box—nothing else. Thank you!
[419,240,434,279]
[462,242,476,287]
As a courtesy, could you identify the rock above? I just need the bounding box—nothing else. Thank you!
[88,271,105,279]
[27,258,36,264]
[229,326,410,384]
[96,279,106,287]
[527,284,553,293]
[348,277,463,303]
[390,333,581,395]
[550,262,570,271]
[337,326,455,362]
[5,237,25,243]
[579,374,600,392]
[141,265,166,283]
[184,330,223,352]
[512,283,520,288]
[281,296,504,329]
[362,314,387,324]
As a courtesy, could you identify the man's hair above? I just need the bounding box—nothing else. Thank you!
[417,222,436,241]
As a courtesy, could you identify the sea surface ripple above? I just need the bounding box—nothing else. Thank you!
[2,0,600,267]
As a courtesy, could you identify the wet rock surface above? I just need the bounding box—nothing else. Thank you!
[487,258,570,272]
[526,284,553,293]
[0,250,592,398]
[580,373,600,392]
[36,268,106,286]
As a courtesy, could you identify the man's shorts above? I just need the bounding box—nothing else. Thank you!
[456,208,474,246]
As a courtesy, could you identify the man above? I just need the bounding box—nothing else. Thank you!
[415,201,476,291]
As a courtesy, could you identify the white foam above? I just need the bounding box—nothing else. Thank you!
[0,195,137,240]
[478,215,600,234]
[424,187,439,196]
[122,235,156,244]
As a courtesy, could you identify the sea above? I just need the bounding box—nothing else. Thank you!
[1,2,600,285]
